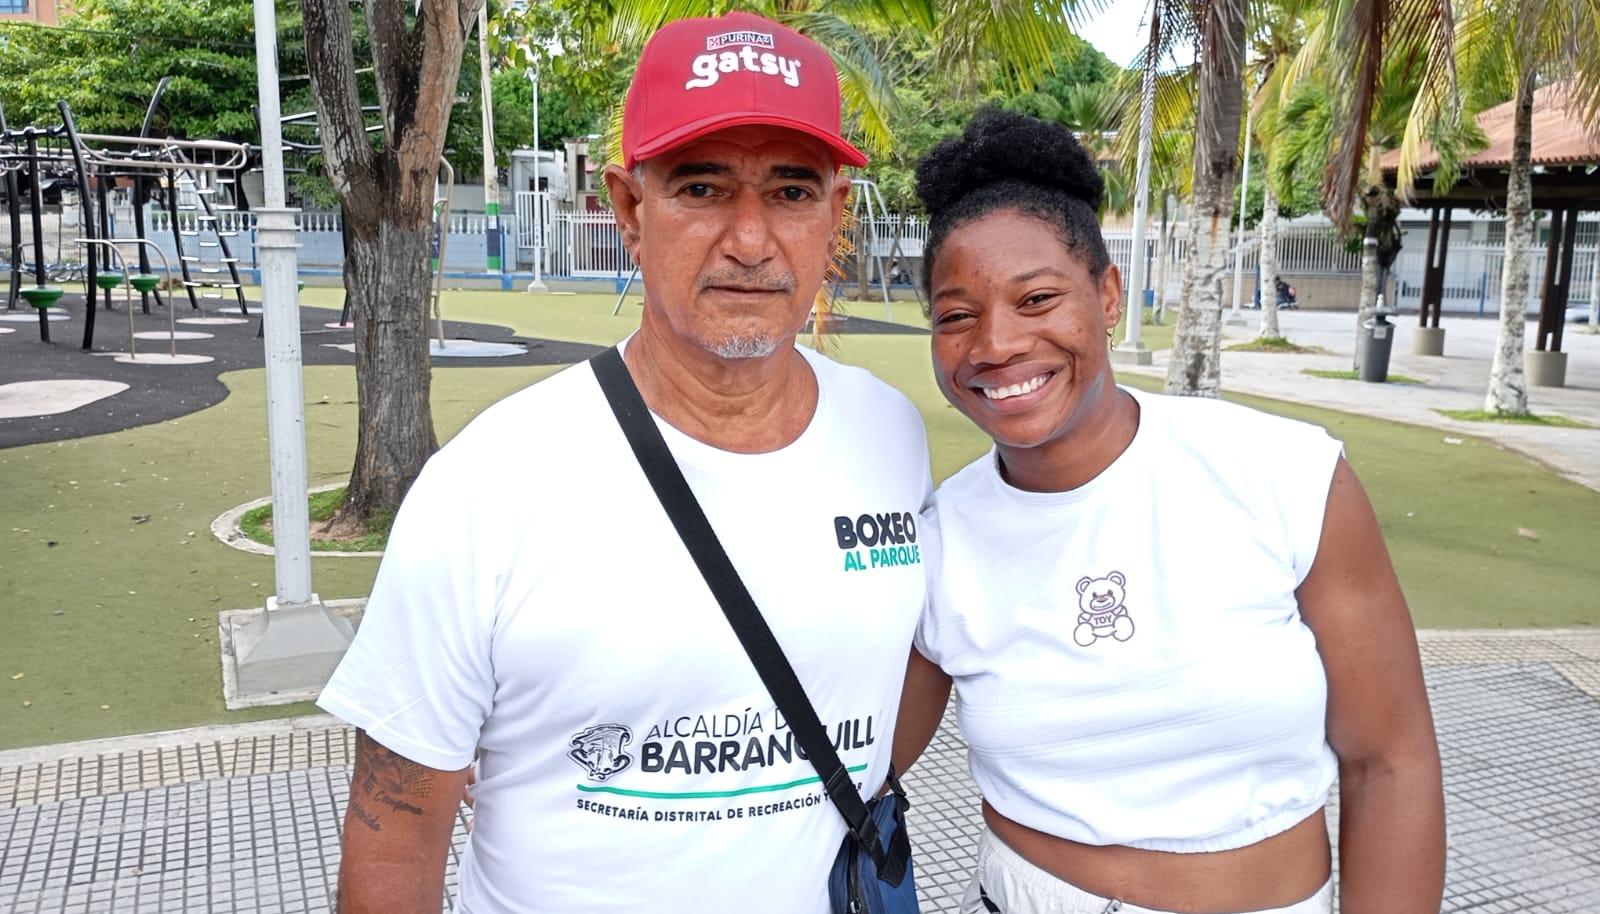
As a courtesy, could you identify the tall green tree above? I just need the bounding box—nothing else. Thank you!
[0,0,258,138]
[299,0,484,525]
[503,0,1085,164]
[1246,0,1318,341]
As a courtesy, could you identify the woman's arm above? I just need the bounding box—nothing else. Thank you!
[1297,458,1445,914]
[892,648,953,775]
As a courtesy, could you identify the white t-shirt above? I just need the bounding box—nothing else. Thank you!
[917,386,1343,853]
[318,344,933,914]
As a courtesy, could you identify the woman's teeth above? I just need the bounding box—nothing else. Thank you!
[982,374,1049,401]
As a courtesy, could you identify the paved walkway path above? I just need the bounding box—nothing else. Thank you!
[1124,311,1600,492]
[2,630,1598,912]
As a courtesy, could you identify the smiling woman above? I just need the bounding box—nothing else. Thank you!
[918,107,1129,492]
[893,108,1446,914]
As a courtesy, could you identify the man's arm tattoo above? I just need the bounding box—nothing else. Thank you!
[348,797,384,833]
[348,730,431,829]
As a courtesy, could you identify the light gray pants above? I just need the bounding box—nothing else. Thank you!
[960,832,1334,914]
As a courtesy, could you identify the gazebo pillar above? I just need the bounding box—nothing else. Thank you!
[1529,207,1578,387]
[1414,206,1452,355]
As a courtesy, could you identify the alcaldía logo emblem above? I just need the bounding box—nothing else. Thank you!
[567,724,634,781]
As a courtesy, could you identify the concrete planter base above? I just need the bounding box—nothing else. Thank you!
[1526,349,1568,388]
[1413,326,1446,356]
[1110,343,1154,366]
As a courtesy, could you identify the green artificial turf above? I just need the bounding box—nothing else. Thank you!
[1303,368,1426,385]
[1110,310,1179,353]
[1436,408,1594,429]
[2,289,1596,750]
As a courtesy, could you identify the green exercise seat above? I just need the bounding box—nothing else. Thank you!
[18,286,65,310]
[129,274,162,294]
[95,273,124,292]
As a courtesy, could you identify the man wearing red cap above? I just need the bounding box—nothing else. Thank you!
[317,12,932,913]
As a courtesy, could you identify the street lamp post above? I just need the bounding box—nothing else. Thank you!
[228,0,353,706]
[479,4,501,275]
[527,61,548,293]
[1228,98,1254,324]
[1113,0,1161,366]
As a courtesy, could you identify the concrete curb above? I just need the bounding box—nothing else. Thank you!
[210,484,384,559]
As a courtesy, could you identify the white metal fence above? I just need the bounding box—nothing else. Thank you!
[8,195,1596,311]
[1395,243,1598,314]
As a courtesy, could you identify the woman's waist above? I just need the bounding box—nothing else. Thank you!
[981,801,1331,913]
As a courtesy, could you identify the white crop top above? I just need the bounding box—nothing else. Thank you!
[916,386,1344,853]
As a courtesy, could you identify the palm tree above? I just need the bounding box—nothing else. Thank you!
[1116,63,1196,324]
[1246,0,1316,342]
[520,1,1085,161]
[1450,0,1600,413]
[1111,1,1197,331]
[1275,34,1467,368]
[1270,0,1469,372]
[1164,0,1250,397]
[1058,82,1135,215]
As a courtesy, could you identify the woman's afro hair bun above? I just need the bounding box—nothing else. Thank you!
[915,106,1105,215]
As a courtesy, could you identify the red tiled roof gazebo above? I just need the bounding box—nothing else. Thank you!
[1380,84,1600,385]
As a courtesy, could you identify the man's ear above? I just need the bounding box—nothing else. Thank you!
[828,170,852,235]
[604,164,645,263]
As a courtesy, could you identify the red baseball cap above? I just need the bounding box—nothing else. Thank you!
[622,12,868,170]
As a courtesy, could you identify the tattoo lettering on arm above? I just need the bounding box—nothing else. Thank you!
[349,731,432,831]
[348,798,384,833]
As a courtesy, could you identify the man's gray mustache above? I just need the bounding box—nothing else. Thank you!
[698,271,797,293]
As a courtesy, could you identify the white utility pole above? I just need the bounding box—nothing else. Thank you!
[526,60,548,292]
[231,0,353,705]
[1228,97,1254,324]
[479,4,501,273]
[1113,0,1160,366]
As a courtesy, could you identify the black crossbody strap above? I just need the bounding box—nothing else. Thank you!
[590,346,886,865]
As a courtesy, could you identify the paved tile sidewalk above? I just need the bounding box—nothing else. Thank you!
[3,629,1598,912]
[1124,311,1600,493]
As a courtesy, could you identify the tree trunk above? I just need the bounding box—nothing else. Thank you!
[1485,69,1537,415]
[1164,0,1248,397]
[1258,181,1281,340]
[1353,232,1379,370]
[300,0,481,522]
[340,218,440,521]
[1153,195,1172,324]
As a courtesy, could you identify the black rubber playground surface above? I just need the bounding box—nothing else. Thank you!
[804,311,928,335]
[0,295,602,448]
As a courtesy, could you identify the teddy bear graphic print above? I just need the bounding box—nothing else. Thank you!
[1073,570,1136,647]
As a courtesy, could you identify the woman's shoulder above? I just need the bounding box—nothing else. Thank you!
[1128,386,1336,464]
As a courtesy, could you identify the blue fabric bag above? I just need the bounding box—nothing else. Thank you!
[827,769,920,914]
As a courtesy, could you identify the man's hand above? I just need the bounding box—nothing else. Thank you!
[338,730,472,914]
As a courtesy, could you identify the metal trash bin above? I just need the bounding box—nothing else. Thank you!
[1360,310,1396,382]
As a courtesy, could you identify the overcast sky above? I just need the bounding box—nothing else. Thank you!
[1074,0,1194,71]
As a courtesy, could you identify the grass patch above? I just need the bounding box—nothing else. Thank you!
[1436,409,1594,429]
[1303,368,1426,385]
[1110,309,1179,353]
[238,487,396,553]
[1229,336,1326,354]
